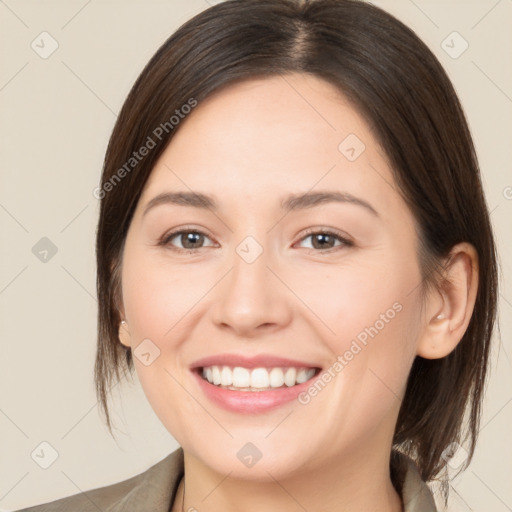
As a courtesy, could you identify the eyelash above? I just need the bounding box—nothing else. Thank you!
[158,226,354,254]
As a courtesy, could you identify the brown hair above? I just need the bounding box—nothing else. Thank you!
[94,0,498,501]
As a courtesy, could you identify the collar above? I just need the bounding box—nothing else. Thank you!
[108,447,437,512]
[397,451,438,511]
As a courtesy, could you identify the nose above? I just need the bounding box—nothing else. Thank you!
[211,241,293,338]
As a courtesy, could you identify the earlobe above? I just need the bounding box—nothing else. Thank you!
[118,320,131,347]
[416,243,479,360]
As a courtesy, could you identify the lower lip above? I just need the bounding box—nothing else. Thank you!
[191,369,320,413]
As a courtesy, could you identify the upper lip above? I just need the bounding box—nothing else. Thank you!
[190,354,321,370]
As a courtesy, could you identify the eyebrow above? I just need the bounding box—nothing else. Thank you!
[142,190,379,218]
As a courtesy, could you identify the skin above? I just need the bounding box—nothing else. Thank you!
[117,72,478,512]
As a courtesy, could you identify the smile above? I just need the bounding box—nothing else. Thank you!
[201,365,318,391]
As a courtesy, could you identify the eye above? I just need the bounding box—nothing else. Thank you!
[159,228,216,251]
[158,227,353,253]
[295,228,353,252]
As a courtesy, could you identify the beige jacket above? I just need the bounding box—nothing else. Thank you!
[15,447,437,511]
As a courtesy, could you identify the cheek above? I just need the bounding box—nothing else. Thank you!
[120,245,216,413]
[297,273,422,447]
[291,253,421,348]
[295,252,423,407]
[121,247,204,341]
[120,247,200,433]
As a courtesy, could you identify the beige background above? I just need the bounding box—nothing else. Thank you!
[0,0,511,510]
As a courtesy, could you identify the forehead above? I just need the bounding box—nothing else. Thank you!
[167,73,366,165]
[138,73,401,219]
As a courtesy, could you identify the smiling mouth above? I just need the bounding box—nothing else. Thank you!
[197,365,321,392]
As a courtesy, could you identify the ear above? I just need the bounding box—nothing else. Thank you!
[416,242,479,359]
[118,320,131,348]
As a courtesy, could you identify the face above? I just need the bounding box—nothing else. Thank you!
[118,73,426,480]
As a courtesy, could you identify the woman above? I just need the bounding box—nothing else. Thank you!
[17,0,498,511]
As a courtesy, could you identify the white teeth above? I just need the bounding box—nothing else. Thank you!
[201,365,316,390]
[212,366,221,385]
[251,368,269,388]
[269,367,285,387]
[233,367,250,387]
[296,368,311,384]
[284,367,297,386]
[220,366,232,386]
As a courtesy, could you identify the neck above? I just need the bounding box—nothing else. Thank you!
[174,443,403,512]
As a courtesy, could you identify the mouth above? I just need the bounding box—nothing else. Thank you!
[189,354,323,412]
[195,365,322,392]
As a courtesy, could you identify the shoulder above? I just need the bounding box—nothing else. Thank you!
[14,447,184,512]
